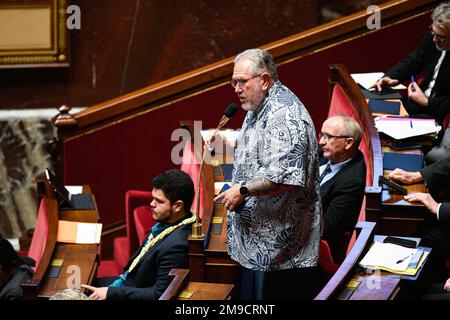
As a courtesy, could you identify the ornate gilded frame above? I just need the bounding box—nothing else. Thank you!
[0,0,69,68]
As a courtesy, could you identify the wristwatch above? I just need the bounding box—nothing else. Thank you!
[239,182,249,196]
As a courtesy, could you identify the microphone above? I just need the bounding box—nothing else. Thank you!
[209,103,239,155]
[191,103,239,238]
[216,103,239,133]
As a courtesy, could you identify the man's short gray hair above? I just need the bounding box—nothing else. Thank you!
[49,288,91,300]
[432,1,450,29]
[333,115,363,148]
[234,49,278,81]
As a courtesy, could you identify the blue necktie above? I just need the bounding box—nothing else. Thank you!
[319,163,332,183]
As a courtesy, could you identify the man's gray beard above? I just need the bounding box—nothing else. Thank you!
[242,94,264,112]
[242,103,258,111]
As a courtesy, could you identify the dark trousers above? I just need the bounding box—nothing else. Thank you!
[239,266,319,300]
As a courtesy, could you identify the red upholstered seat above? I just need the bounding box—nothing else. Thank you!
[134,205,155,245]
[27,198,49,271]
[318,240,340,287]
[111,190,152,272]
[97,260,120,278]
[443,114,450,131]
[180,139,205,218]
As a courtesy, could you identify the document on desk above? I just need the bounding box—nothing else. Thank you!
[57,220,102,244]
[351,72,407,90]
[375,116,441,140]
[359,242,428,275]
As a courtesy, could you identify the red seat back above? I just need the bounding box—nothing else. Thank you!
[180,139,205,219]
[133,205,156,245]
[443,114,450,131]
[27,198,49,271]
[125,190,152,253]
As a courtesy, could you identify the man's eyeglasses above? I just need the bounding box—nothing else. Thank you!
[230,74,262,88]
[319,132,350,141]
[429,25,448,42]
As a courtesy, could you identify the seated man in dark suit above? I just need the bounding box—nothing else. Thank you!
[374,2,450,125]
[0,235,35,300]
[389,157,450,284]
[318,115,366,263]
[81,169,195,300]
[373,2,450,164]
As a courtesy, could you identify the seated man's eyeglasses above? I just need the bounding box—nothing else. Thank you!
[429,25,448,42]
[319,132,350,141]
[230,74,262,88]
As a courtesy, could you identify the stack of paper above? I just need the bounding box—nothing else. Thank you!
[359,242,428,275]
[375,116,441,140]
[57,220,102,244]
[351,72,407,90]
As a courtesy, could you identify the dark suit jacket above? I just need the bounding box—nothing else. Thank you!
[0,265,33,300]
[418,157,450,257]
[385,31,450,124]
[107,222,192,300]
[320,150,366,262]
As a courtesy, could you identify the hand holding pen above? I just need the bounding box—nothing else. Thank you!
[410,75,416,92]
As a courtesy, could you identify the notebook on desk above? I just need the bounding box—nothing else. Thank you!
[368,99,400,115]
[361,87,402,100]
[45,168,95,210]
[382,152,424,172]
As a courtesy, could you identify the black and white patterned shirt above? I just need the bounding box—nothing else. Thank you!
[227,80,322,271]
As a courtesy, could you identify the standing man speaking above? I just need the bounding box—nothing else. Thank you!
[214,49,321,300]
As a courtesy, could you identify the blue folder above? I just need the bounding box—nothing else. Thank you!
[368,99,400,114]
[383,152,424,172]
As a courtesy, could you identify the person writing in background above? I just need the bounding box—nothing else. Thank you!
[214,48,322,300]
[373,2,450,164]
[389,156,450,295]
[373,2,450,124]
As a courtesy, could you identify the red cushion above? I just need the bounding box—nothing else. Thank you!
[180,140,205,218]
[443,114,450,131]
[113,236,130,273]
[125,190,152,254]
[28,198,49,271]
[134,206,156,245]
[97,260,120,278]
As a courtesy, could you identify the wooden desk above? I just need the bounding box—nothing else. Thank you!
[22,180,99,299]
[178,282,234,300]
[316,222,431,300]
[159,268,234,300]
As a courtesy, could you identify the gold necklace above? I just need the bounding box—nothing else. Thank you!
[127,214,195,273]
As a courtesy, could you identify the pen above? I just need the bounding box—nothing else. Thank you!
[396,253,413,264]
[411,75,416,92]
[410,120,413,128]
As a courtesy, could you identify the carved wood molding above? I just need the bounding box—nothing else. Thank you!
[54,0,438,136]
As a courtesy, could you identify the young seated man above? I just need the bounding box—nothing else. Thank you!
[82,169,195,300]
[318,115,366,263]
[0,235,35,300]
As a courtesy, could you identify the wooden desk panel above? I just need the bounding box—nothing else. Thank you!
[178,282,234,300]
[22,182,100,299]
[38,243,98,298]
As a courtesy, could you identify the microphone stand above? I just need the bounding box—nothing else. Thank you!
[191,116,230,239]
